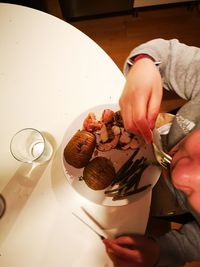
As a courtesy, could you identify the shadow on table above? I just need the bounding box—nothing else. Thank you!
[0,156,49,245]
[50,144,76,205]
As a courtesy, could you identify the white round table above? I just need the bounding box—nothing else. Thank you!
[0,3,155,267]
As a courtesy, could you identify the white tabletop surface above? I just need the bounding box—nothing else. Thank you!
[0,3,157,267]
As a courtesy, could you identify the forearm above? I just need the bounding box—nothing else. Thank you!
[124,38,200,101]
[156,221,200,267]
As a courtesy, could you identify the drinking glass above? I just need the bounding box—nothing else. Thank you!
[10,128,53,164]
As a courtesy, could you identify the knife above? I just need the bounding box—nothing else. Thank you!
[81,206,105,230]
[72,212,106,240]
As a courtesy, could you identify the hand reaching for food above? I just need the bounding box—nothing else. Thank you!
[119,58,163,144]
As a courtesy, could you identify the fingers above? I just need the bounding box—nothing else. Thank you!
[147,83,163,130]
[119,103,140,135]
[103,239,138,259]
[106,235,145,248]
[120,93,152,144]
[114,236,136,247]
[103,236,160,267]
[135,116,152,144]
[119,58,162,144]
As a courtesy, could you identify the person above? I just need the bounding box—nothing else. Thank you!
[102,38,200,267]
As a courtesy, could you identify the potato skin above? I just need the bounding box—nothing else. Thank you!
[64,130,96,168]
[83,157,116,190]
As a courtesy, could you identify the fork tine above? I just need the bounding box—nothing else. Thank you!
[160,152,172,161]
[160,159,170,169]
[155,148,172,160]
[163,157,171,164]
[161,162,168,169]
[152,143,172,161]
[160,162,167,168]
[152,143,172,169]
[157,153,172,163]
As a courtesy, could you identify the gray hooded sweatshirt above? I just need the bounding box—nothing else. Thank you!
[124,38,200,266]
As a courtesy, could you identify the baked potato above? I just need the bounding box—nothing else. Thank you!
[64,130,96,168]
[83,156,116,190]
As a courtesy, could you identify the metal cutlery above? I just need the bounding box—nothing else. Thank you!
[152,128,172,169]
[152,142,172,169]
[72,212,106,240]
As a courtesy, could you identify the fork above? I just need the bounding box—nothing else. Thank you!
[152,142,172,169]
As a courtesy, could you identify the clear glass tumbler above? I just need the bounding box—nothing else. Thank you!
[10,128,53,164]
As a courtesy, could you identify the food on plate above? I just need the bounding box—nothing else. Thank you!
[64,108,151,200]
[64,130,96,168]
[105,148,150,200]
[83,109,141,152]
[83,156,116,190]
[83,112,103,132]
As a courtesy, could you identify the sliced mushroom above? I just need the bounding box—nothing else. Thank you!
[97,135,120,151]
[119,128,132,144]
[99,124,109,143]
[112,125,121,136]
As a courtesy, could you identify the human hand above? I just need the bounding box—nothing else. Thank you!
[103,234,160,267]
[119,58,163,143]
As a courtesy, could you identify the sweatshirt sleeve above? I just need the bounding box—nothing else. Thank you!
[156,221,200,266]
[124,38,200,101]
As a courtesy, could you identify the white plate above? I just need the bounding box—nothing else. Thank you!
[61,104,161,207]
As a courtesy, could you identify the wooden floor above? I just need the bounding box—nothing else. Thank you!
[47,3,200,267]
[69,4,200,71]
